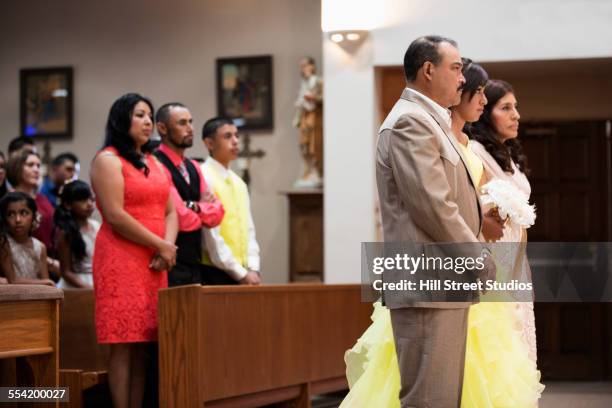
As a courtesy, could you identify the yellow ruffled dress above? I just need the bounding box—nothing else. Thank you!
[341,302,544,407]
[341,141,544,407]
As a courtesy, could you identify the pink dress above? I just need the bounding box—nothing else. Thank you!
[93,148,170,343]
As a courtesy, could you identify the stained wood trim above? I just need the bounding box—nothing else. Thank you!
[310,376,348,395]
[197,284,360,294]
[0,346,53,359]
[81,371,107,390]
[204,384,302,408]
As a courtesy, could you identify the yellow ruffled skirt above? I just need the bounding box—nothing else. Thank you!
[341,302,544,407]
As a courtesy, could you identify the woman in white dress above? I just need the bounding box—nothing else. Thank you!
[469,79,538,361]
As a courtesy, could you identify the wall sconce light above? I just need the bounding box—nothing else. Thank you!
[328,30,369,51]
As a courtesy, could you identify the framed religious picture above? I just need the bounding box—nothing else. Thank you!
[20,66,73,139]
[216,55,273,130]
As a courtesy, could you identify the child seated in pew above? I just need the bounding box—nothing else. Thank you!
[54,180,99,289]
[0,192,55,286]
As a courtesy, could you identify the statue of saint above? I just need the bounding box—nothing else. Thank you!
[293,57,323,187]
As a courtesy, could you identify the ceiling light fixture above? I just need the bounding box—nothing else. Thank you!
[327,30,369,52]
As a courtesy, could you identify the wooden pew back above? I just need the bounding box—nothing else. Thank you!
[159,284,372,407]
[60,289,109,371]
[0,284,63,395]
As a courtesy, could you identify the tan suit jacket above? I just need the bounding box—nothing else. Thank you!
[376,87,483,309]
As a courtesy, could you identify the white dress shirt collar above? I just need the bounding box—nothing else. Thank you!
[205,156,231,180]
[403,87,452,128]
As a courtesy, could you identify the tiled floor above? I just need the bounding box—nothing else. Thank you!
[312,382,612,407]
[540,382,612,408]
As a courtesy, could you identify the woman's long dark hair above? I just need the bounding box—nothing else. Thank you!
[53,181,92,262]
[0,191,38,252]
[103,93,155,176]
[457,58,488,137]
[469,79,530,175]
[460,58,489,101]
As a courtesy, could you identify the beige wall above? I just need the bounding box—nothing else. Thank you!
[0,0,322,283]
[482,59,612,121]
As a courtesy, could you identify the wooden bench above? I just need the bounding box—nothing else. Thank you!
[158,284,372,407]
[59,289,109,408]
[0,284,63,408]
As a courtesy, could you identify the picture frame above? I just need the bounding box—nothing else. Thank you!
[20,66,73,139]
[216,55,273,130]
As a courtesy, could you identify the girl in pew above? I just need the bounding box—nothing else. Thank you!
[6,148,62,282]
[0,192,55,286]
[54,180,100,288]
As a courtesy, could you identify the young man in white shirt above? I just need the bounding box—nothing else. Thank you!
[200,117,261,285]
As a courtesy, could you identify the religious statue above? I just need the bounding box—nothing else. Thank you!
[293,57,323,188]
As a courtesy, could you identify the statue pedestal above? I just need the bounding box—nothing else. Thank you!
[281,188,323,282]
[293,178,322,189]
[293,167,322,189]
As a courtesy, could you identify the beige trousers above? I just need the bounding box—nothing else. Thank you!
[390,307,469,408]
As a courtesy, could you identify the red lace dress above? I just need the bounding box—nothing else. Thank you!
[93,148,170,343]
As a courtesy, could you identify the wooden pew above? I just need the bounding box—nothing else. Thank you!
[158,284,372,407]
[0,284,63,408]
[59,289,109,408]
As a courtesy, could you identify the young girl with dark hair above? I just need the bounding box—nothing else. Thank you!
[55,180,99,288]
[0,192,54,286]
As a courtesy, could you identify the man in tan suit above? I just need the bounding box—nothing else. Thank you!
[377,35,495,407]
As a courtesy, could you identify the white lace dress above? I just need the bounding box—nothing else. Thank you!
[471,140,538,362]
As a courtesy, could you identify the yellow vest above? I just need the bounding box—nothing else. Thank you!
[202,166,250,267]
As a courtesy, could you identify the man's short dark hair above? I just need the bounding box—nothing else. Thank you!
[403,35,458,82]
[8,136,34,155]
[52,152,79,167]
[155,102,186,125]
[202,117,235,140]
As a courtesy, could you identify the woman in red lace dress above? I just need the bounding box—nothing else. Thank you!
[91,93,178,408]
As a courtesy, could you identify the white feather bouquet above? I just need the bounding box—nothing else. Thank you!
[480,179,536,228]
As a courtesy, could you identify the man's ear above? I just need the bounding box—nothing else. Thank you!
[156,122,167,137]
[422,61,434,81]
[203,138,214,152]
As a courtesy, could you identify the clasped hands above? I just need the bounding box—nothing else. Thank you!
[240,270,261,285]
[149,239,178,272]
[482,207,506,242]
